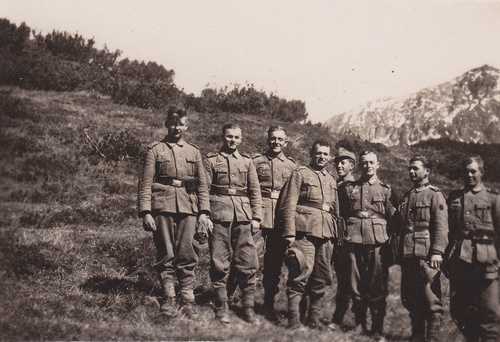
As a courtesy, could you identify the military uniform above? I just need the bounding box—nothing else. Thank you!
[446,184,500,341]
[137,138,210,304]
[252,151,297,308]
[205,150,262,311]
[331,173,355,325]
[339,176,394,334]
[398,183,448,341]
[278,165,338,326]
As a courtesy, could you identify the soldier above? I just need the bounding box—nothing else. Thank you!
[277,139,339,329]
[253,126,297,321]
[329,147,356,330]
[446,156,500,342]
[205,123,262,324]
[397,155,448,342]
[339,151,394,341]
[137,106,212,318]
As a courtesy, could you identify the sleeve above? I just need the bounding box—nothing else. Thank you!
[196,150,210,214]
[204,156,214,186]
[137,146,155,216]
[247,159,262,221]
[493,193,500,255]
[277,170,302,237]
[385,187,396,220]
[430,192,449,255]
[338,184,351,220]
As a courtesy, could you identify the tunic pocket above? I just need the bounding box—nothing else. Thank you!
[372,218,389,243]
[415,199,431,222]
[413,230,430,257]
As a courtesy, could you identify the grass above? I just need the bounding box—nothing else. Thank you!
[0,86,490,341]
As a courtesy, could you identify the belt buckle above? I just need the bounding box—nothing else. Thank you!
[359,210,370,218]
[227,188,237,195]
[270,190,280,199]
[322,203,330,211]
[172,179,183,187]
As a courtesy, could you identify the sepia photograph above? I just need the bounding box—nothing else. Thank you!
[1,0,500,341]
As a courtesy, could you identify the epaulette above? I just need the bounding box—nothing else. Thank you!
[147,141,161,149]
[240,152,251,159]
[206,152,218,158]
[286,156,296,163]
[186,142,200,150]
[428,185,441,192]
[252,153,263,159]
[487,188,499,195]
[380,182,391,189]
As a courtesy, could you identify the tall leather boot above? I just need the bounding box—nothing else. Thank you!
[426,314,443,342]
[409,315,425,342]
[288,293,302,329]
[352,300,368,334]
[332,298,349,325]
[263,292,278,322]
[370,302,386,342]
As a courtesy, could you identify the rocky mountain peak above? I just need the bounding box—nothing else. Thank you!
[326,64,500,145]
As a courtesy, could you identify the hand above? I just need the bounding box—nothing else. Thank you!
[284,236,295,248]
[251,219,260,234]
[143,213,156,232]
[429,254,443,269]
[198,213,213,234]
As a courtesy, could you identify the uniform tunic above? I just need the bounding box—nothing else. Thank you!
[137,138,210,300]
[205,150,262,307]
[398,183,448,333]
[277,165,338,299]
[338,176,394,323]
[447,184,500,341]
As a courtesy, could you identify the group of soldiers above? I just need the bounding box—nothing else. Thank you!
[137,106,500,342]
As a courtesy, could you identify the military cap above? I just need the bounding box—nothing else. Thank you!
[284,245,306,277]
[335,147,356,163]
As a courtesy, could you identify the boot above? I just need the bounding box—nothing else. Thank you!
[370,304,386,341]
[288,294,302,329]
[263,295,278,322]
[241,307,256,323]
[410,316,425,342]
[307,295,323,329]
[352,300,368,335]
[332,299,349,325]
[426,314,443,342]
[160,296,178,317]
[214,301,231,324]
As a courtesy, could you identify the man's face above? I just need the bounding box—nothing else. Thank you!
[336,158,354,178]
[464,161,483,188]
[166,116,188,140]
[268,130,288,154]
[360,152,379,178]
[223,128,242,151]
[408,160,429,185]
[311,144,331,169]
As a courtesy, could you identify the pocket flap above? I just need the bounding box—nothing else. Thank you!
[413,230,430,238]
[416,199,431,207]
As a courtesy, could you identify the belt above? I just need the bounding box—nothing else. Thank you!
[298,200,331,212]
[351,210,384,219]
[210,185,248,196]
[460,229,496,244]
[156,176,193,188]
[261,189,280,199]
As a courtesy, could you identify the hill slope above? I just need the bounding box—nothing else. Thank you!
[326,65,500,145]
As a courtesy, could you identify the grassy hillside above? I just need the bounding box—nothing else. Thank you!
[0,86,491,341]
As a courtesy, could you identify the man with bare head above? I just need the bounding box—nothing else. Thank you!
[339,151,394,341]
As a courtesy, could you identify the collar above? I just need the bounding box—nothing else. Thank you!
[469,183,486,194]
[266,151,286,161]
[164,137,185,147]
[414,182,430,192]
[308,164,328,176]
[342,174,355,183]
[366,176,379,185]
[220,149,241,159]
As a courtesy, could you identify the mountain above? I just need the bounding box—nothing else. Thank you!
[325,65,500,146]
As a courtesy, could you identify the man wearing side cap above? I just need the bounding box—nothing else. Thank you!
[137,105,212,318]
[277,139,339,329]
[339,151,395,341]
[329,147,356,330]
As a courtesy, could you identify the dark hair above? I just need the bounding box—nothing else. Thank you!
[267,125,287,138]
[222,123,241,135]
[463,155,485,173]
[409,155,432,169]
[310,139,331,155]
[164,105,187,126]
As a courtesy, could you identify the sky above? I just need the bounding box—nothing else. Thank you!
[3,0,500,122]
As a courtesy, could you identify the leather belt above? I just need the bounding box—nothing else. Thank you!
[299,201,331,212]
[157,176,188,187]
[351,210,384,219]
[460,229,496,244]
[261,189,280,199]
[210,185,248,196]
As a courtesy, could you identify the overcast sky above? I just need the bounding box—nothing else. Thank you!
[3,0,500,122]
